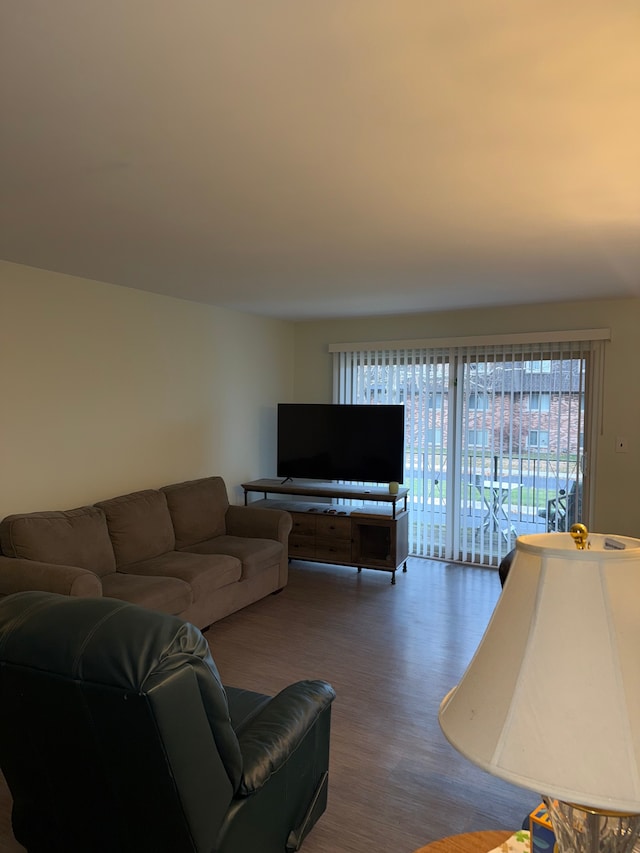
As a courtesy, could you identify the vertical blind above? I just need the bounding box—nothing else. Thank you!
[332,331,608,566]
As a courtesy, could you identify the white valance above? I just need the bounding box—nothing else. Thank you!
[329,328,611,353]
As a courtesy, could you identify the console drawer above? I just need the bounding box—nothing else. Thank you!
[314,537,352,562]
[290,516,316,537]
[289,535,315,559]
[315,515,351,538]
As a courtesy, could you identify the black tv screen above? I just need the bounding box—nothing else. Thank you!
[277,403,405,484]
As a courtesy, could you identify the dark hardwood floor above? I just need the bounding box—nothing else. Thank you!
[0,558,537,852]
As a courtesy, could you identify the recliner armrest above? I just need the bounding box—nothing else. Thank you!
[225,505,292,543]
[236,679,335,795]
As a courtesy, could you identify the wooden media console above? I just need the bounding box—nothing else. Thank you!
[241,479,409,584]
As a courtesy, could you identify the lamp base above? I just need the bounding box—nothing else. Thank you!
[544,798,640,853]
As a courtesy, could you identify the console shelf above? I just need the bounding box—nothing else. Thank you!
[242,479,409,584]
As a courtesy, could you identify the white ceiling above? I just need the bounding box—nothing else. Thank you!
[2,2,640,320]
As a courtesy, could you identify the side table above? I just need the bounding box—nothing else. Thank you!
[413,830,513,853]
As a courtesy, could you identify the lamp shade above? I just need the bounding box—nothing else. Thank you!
[439,532,640,813]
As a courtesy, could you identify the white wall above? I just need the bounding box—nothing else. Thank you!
[0,262,294,516]
[4,261,638,538]
[292,298,640,537]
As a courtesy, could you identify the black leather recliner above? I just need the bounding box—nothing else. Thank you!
[0,591,335,853]
[498,548,515,587]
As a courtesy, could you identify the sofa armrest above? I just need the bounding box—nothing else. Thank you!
[225,505,292,543]
[0,557,103,598]
[236,679,335,795]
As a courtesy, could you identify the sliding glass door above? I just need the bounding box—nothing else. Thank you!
[454,347,587,565]
[333,334,605,566]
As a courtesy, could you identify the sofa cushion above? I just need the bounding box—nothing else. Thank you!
[180,536,283,580]
[101,571,191,616]
[0,507,116,577]
[161,477,229,549]
[121,551,241,602]
[95,490,175,568]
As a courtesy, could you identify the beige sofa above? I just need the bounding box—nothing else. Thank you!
[0,476,292,629]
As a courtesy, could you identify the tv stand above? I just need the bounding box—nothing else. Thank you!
[241,479,409,584]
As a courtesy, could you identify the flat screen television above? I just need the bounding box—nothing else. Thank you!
[277,403,405,484]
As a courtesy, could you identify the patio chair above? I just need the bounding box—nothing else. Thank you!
[538,481,580,532]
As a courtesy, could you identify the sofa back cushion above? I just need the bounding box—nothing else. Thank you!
[95,490,175,568]
[0,506,116,577]
[161,477,229,549]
